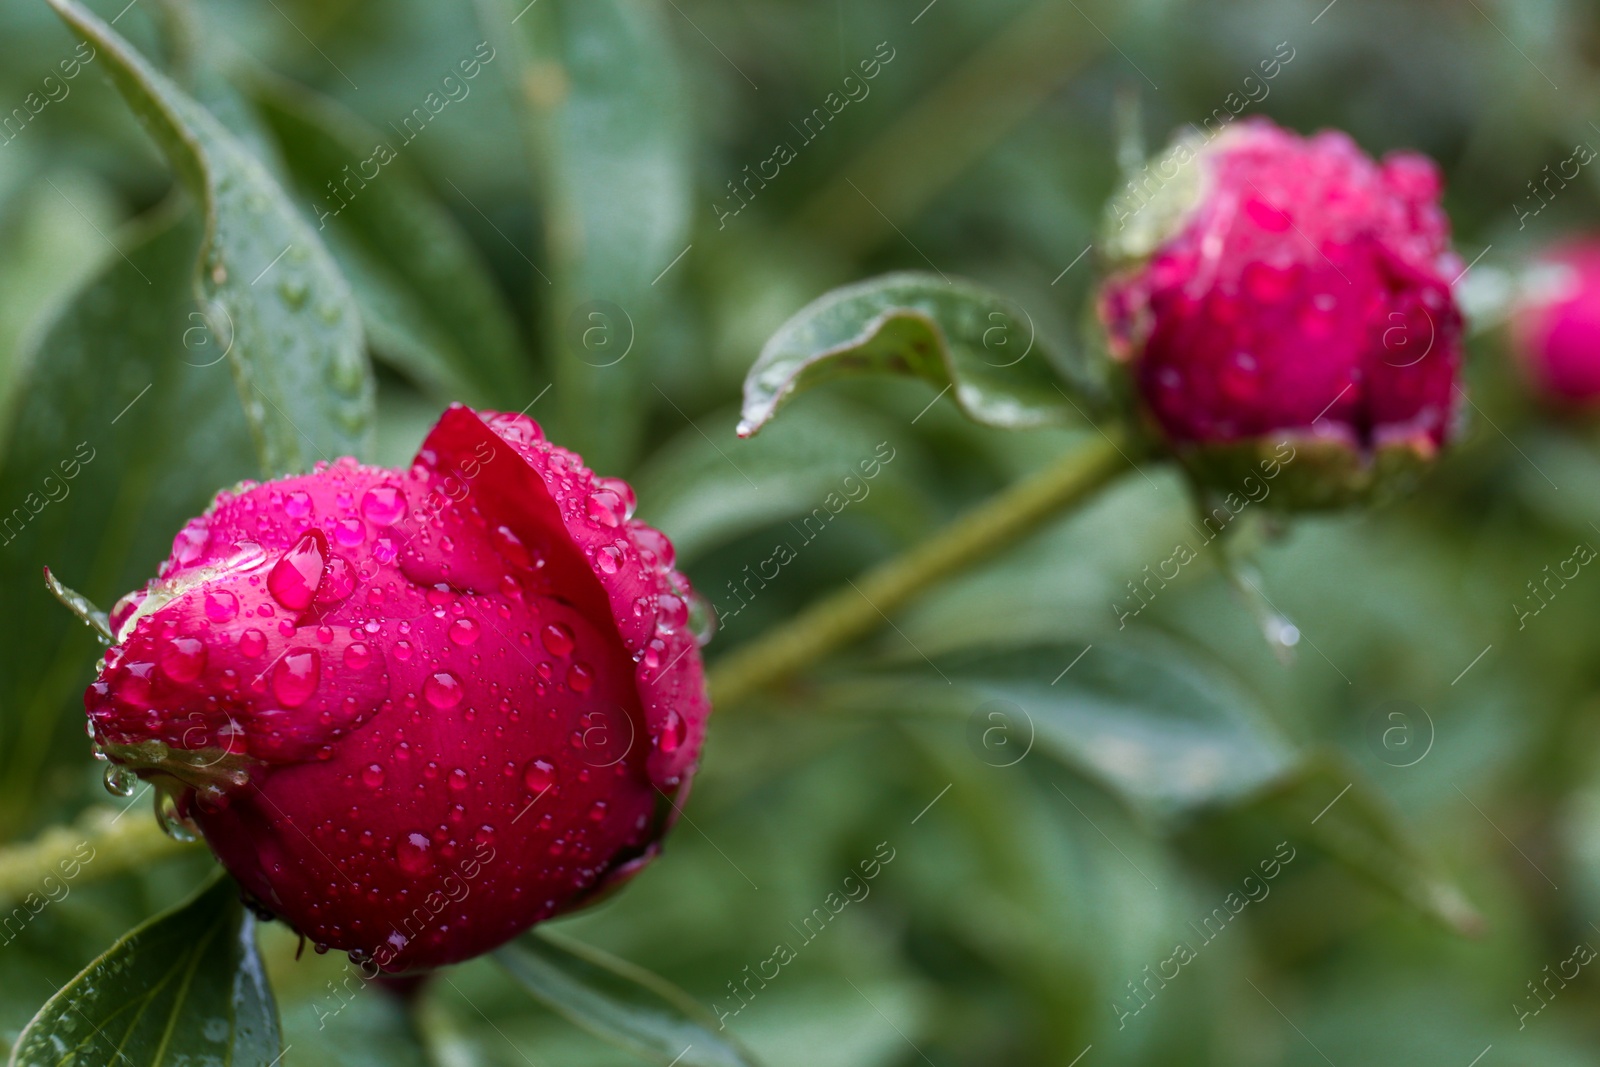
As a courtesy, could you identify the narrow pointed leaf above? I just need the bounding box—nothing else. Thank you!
[496,929,760,1067]
[487,0,692,470]
[8,873,281,1067]
[47,0,373,476]
[42,566,111,644]
[740,272,1085,436]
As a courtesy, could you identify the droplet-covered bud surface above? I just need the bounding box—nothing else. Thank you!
[83,406,711,972]
[1511,238,1600,407]
[1098,119,1466,507]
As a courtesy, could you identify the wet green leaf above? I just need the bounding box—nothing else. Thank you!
[0,207,255,827]
[8,872,280,1067]
[47,0,373,476]
[739,272,1085,437]
[496,928,761,1067]
[245,69,533,407]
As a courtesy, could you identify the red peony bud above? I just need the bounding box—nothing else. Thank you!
[1510,239,1600,406]
[1098,118,1465,507]
[84,405,710,972]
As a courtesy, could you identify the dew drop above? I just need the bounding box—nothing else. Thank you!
[103,763,137,798]
[284,490,312,519]
[423,671,463,709]
[268,530,328,610]
[585,490,624,528]
[334,517,366,548]
[159,636,208,683]
[361,763,385,789]
[655,593,688,634]
[448,768,469,792]
[204,590,239,623]
[361,485,406,526]
[491,525,532,569]
[541,622,574,658]
[271,648,321,708]
[449,618,481,646]
[344,642,372,670]
[239,629,267,658]
[567,662,593,693]
[395,832,433,876]
[523,758,555,793]
[596,545,623,575]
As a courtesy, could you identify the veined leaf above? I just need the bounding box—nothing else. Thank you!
[739,272,1085,437]
[495,928,760,1067]
[245,68,534,407]
[8,873,281,1067]
[485,0,692,471]
[48,0,373,476]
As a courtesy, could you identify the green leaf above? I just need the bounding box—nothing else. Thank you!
[739,272,1085,438]
[47,0,373,476]
[486,0,692,471]
[42,567,111,644]
[1255,752,1484,936]
[846,637,1297,822]
[495,929,761,1067]
[244,67,533,406]
[0,207,256,826]
[8,873,281,1067]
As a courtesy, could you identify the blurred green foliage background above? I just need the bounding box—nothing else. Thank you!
[3,0,1600,1064]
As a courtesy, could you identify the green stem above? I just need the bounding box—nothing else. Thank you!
[0,428,1138,892]
[709,427,1138,708]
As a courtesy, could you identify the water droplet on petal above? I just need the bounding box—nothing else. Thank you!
[596,545,622,575]
[361,485,406,526]
[239,629,267,658]
[268,530,328,610]
[362,763,385,789]
[284,490,312,519]
[159,636,208,683]
[448,768,469,792]
[541,623,574,658]
[334,517,365,548]
[204,590,239,623]
[655,593,688,634]
[586,490,624,528]
[423,671,463,709]
[523,758,555,793]
[449,618,481,646]
[396,832,433,876]
[271,648,321,708]
[492,525,532,569]
[344,642,371,670]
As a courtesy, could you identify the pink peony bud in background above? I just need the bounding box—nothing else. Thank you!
[1098,118,1465,507]
[84,405,711,972]
[1510,239,1600,406]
